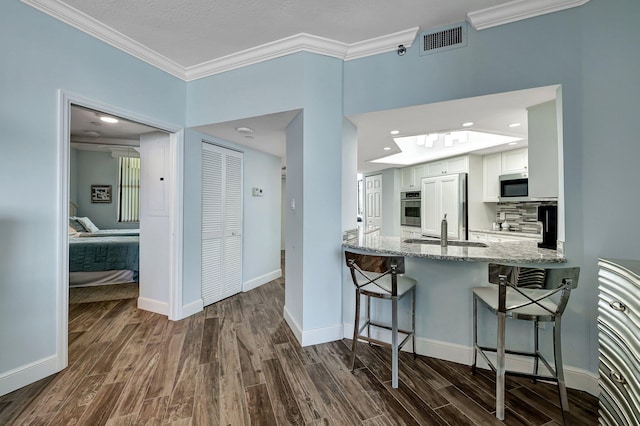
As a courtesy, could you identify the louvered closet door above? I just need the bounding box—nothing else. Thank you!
[201,143,243,306]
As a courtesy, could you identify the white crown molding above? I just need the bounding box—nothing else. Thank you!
[21,0,589,80]
[185,28,418,81]
[22,0,417,82]
[467,0,591,30]
[345,27,419,61]
[21,0,186,79]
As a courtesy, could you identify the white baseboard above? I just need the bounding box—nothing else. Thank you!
[176,299,204,320]
[283,305,302,344]
[243,269,282,292]
[138,297,169,316]
[0,355,59,397]
[343,323,599,396]
[283,306,343,347]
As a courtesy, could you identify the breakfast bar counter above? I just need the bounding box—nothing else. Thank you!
[342,233,566,264]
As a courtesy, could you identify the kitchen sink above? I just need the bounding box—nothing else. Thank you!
[403,238,489,248]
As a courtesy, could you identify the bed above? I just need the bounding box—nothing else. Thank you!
[68,215,140,286]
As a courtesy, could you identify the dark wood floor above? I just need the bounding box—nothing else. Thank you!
[0,275,598,425]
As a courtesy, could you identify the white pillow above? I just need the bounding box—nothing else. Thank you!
[77,217,99,233]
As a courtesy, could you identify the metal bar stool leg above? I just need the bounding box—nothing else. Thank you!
[412,287,416,360]
[471,295,478,374]
[553,317,570,412]
[496,311,506,421]
[533,319,540,382]
[351,289,361,371]
[391,296,399,388]
[366,294,371,345]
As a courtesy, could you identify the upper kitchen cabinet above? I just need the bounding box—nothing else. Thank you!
[425,155,469,177]
[527,100,559,198]
[482,152,502,202]
[401,164,425,190]
[501,147,528,174]
[482,149,528,202]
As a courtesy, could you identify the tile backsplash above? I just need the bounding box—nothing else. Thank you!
[496,201,557,235]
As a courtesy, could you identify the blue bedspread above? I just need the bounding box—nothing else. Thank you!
[69,235,139,281]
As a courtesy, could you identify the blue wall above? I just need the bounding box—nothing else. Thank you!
[0,1,185,385]
[72,150,138,229]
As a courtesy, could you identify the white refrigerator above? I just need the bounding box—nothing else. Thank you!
[421,173,468,240]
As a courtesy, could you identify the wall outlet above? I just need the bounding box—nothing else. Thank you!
[252,187,263,196]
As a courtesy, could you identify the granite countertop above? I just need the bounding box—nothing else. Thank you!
[342,234,566,264]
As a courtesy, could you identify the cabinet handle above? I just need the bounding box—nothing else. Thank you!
[609,300,627,312]
[609,370,627,385]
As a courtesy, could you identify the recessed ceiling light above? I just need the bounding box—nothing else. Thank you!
[100,116,118,124]
[244,135,255,139]
[236,126,254,134]
[84,130,101,138]
[383,147,391,151]
[390,130,400,135]
[462,122,474,127]
[508,142,518,145]
[508,122,521,128]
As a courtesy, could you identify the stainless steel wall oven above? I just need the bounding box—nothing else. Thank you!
[401,191,421,227]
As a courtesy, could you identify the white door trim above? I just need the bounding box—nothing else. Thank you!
[57,90,184,374]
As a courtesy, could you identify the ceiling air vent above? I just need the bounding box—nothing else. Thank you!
[419,22,467,56]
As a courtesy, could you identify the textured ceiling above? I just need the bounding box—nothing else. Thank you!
[60,0,510,67]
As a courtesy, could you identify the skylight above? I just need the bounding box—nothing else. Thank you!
[371,131,522,165]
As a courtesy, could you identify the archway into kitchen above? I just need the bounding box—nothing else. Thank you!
[349,84,565,249]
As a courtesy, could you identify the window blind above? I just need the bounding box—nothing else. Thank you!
[117,157,140,222]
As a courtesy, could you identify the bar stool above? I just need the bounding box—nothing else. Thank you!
[344,251,417,388]
[471,263,580,421]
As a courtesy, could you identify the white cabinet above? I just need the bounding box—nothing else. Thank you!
[482,153,502,202]
[421,174,462,239]
[470,230,539,242]
[425,155,469,177]
[468,231,488,242]
[401,164,425,190]
[501,148,528,174]
[487,233,530,243]
[482,148,529,202]
[528,100,559,198]
[401,226,422,239]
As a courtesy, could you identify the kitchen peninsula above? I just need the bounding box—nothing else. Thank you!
[340,231,571,385]
[343,232,565,263]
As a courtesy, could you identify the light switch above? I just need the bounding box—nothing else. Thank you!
[290,198,295,210]
[252,187,263,196]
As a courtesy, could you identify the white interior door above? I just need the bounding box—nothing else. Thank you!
[201,142,243,306]
[139,132,172,312]
[365,174,382,228]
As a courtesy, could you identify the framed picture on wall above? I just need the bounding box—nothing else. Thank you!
[91,185,112,203]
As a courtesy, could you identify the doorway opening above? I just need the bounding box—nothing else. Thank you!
[57,91,183,371]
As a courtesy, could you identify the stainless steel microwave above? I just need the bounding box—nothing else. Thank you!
[499,172,529,201]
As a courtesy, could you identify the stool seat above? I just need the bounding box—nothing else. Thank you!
[472,286,559,320]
